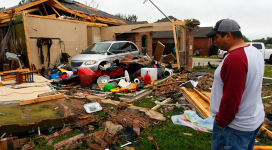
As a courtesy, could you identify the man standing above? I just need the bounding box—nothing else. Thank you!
[206,19,264,150]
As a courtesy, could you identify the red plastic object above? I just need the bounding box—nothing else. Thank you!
[80,75,94,87]
[94,66,124,77]
[60,74,67,79]
[144,72,151,85]
[77,68,95,80]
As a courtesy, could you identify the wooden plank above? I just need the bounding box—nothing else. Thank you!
[181,87,211,118]
[260,126,272,139]
[36,6,43,15]
[162,53,176,63]
[0,18,15,23]
[27,14,107,27]
[152,98,172,110]
[153,41,165,61]
[49,5,61,18]
[193,88,210,104]
[172,19,180,69]
[47,0,86,19]
[22,11,32,70]
[20,93,64,105]
[173,19,186,26]
[0,69,29,75]
[46,0,122,25]
[0,14,12,19]
[25,8,39,14]
[13,0,49,13]
[42,3,48,15]
[253,146,272,150]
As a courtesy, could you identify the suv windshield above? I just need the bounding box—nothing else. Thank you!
[81,43,111,54]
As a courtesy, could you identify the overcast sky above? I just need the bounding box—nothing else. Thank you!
[2,0,272,41]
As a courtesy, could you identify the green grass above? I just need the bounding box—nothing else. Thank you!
[130,97,213,150]
[192,65,217,73]
[134,121,212,150]
[264,66,272,78]
[193,55,218,59]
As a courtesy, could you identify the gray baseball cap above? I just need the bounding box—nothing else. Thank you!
[206,19,241,37]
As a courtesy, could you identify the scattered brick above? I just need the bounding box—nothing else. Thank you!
[20,138,26,146]
[43,135,51,141]
[112,110,152,128]
[133,119,140,136]
[46,139,54,146]
[147,136,154,142]
[53,132,59,138]
[28,142,33,146]
[156,121,162,126]
[75,116,99,127]
[89,143,103,150]
[13,137,20,149]
[7,137,13,150]
[54,133,84,150]
[1,138,8,150]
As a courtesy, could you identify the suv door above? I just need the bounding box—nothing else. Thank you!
[118,42,132,60]
[108,43,121,62]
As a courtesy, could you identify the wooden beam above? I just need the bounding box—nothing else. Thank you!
[0,10,13,16]
[42,3,48,16]
[25,8,39,14]
[0,18,15,24]
[181,87,211,118]
[0,14,11,19]
[174,19,186,26]
[49,5,61,18]
[0,13,20,20]
[193,88,210,104]
[13,0,49,13]
[45,1,87,20]
[172,19,180,69]
[20,93,64,105]
[27,14,107,27]
[36,6,43,16]
[152,98,172,110]
[253,146,272,150]
[22,11,32,71]
[0,69,29,75]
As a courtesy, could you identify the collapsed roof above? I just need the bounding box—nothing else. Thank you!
[0,0,128,26]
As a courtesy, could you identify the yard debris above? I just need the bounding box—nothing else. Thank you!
[2,48,271,149]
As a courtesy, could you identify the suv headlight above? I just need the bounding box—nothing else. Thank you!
[85,60,96,65]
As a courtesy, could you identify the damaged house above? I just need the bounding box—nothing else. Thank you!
[0,0,198,72]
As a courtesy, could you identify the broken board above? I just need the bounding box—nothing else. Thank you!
[153,41,165,61]
[0,75,53,103]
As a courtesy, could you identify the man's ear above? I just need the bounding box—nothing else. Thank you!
[225,32,232,40]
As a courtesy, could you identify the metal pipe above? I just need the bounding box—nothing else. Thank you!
[148,0,172,23]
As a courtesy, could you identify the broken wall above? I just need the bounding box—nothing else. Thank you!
[26,16,87,69]
[116,32,153,56]
[184,27,194,71]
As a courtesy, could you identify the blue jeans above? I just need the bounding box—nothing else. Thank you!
[212,121,262,150]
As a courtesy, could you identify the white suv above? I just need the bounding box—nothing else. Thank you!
[68,41,140,71]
